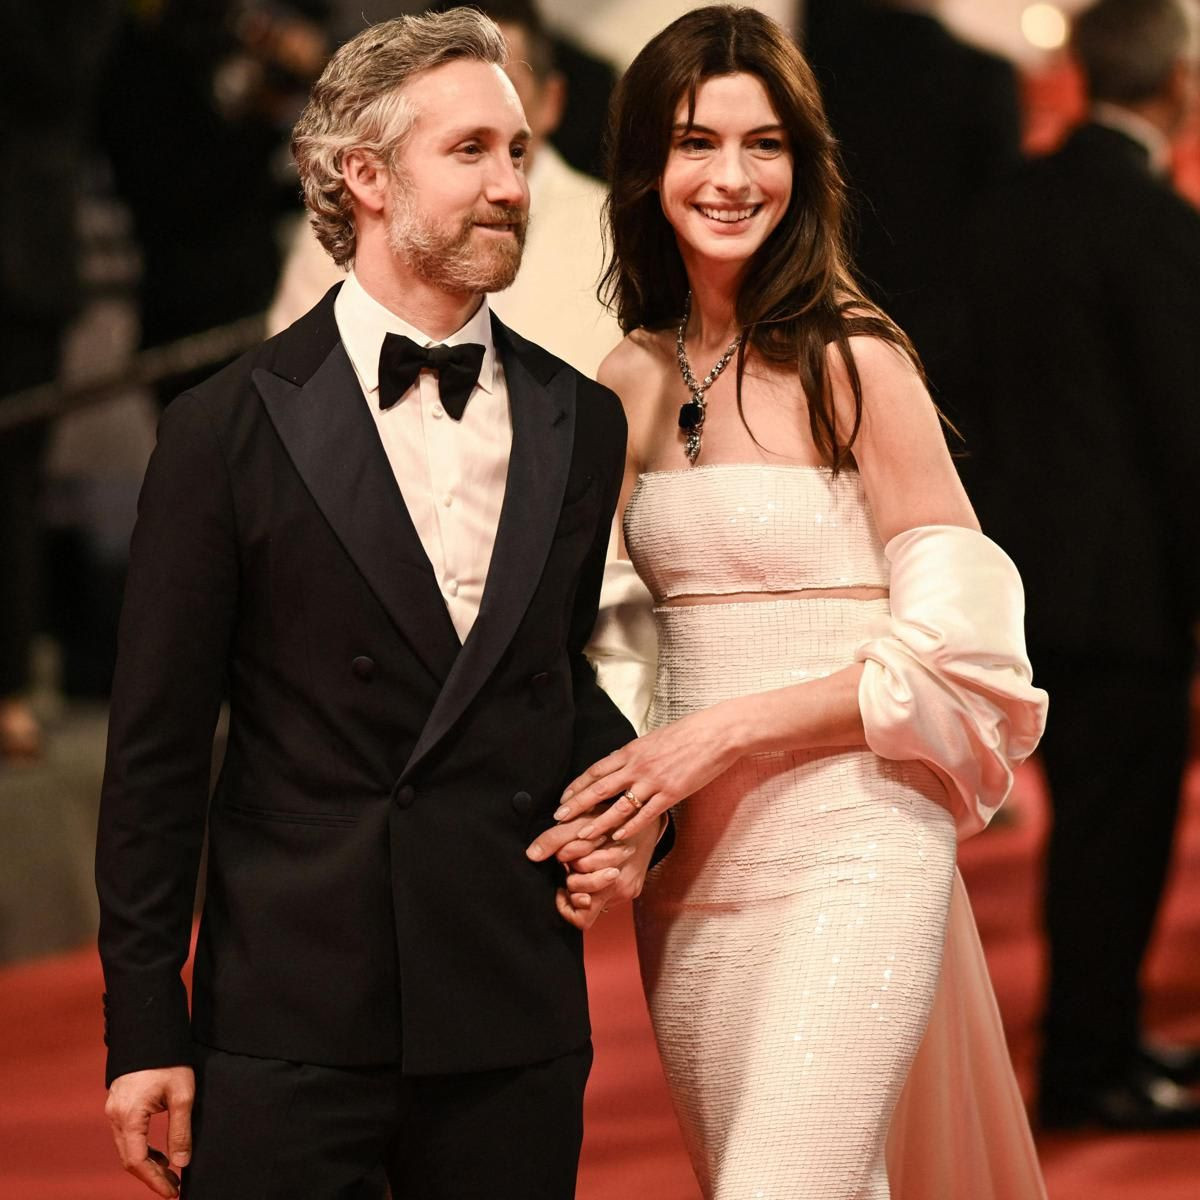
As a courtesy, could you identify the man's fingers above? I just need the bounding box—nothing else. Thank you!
[565,866,620,893]
[553,836,606,865]
[527,813,604,862]
[111,1118,177,1198]
[125,1149,180,1198]
[568,844,633,873]
[555,886,596,929]
[165,1083,194,1170]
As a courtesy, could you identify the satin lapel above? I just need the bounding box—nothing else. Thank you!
[252,345,460,682]
[401,332,575,780]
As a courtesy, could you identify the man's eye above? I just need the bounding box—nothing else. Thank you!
[511,143,528,162]
[458,143,483,157]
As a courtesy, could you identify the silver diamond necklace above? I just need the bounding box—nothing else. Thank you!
[675,291,744,464]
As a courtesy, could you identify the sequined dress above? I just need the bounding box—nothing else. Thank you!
[623,464,1045,1200]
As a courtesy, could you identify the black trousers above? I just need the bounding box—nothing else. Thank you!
[1035,648,1193,1088]
[182,1041,592,1200]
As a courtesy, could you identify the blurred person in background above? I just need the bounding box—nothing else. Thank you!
[97,0,301,408]
[803,0,1021,395]
[269,0,621,378]
[0,3,121,759]
[958,0,1200,1131]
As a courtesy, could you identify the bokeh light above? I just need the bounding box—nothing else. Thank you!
[1021,3,1070,51]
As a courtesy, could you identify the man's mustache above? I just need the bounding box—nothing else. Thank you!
[472,205,528,229]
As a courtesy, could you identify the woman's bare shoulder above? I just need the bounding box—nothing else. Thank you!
[597,328,674,398]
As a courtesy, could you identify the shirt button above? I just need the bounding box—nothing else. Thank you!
[431,405,445,419]
[511,791,533,816]
[442,493,453,508]
[446,579,459,597]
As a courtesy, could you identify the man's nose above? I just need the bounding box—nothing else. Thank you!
[485,153,529,206]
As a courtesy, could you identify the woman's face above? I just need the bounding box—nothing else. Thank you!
[659,72,793,274]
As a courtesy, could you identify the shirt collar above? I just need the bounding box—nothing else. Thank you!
[1090,103,1171,174]
[335,270,497,397]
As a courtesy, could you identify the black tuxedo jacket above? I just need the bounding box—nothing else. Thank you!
[805,0,1020,382]
[96,286,645,1085]
[955,123,1200,663]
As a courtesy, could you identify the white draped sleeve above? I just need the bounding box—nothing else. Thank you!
[855,525,1049,840]
[585,526,658,735]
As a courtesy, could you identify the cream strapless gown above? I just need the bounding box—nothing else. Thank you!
[603,464,1044,1200]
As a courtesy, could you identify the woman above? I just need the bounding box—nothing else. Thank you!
[527,8,1048,1198]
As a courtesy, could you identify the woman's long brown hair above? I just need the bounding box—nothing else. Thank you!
[601,5,921,470]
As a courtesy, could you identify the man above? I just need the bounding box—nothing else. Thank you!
[267,0,621,380]
[958,0,1200,1130]
[804,0,1021,394]
[96,11,664,1197]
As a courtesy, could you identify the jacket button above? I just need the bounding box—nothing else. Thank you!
[351,655,376,681]
[392,782,416,810]
[529,671,551,689]
[511,790,533,815]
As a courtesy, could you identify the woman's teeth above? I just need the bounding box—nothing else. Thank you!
[697,205,759,223]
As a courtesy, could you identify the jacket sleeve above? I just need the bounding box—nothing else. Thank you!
[855,525,1048,840]
[565,391,675,863]
[565,397,637,779]
[95,393,238,1085]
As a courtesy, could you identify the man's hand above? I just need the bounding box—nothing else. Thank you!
[553,818,662,930]
[105,1066,195,1198]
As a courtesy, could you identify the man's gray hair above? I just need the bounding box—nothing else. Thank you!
[292,9,509,268]
[1073,0,1197,106]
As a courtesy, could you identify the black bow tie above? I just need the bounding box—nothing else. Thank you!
[378,332,486,420]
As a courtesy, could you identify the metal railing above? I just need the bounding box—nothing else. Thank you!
[0,314,266,434]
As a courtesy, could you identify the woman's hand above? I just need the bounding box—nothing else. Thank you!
[534,705,741,850]
[551,821,661,929]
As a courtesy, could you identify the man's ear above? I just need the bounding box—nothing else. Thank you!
[342,149,390,216]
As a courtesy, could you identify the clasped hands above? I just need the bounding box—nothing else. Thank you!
[526,706,738,928]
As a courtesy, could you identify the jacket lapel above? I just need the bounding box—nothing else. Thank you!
[253,342,460,683]
[401,317,576,780]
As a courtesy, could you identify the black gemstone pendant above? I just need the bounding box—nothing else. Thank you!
[678,401,703,430]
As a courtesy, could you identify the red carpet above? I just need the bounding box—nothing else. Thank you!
[2,762,1198,1199]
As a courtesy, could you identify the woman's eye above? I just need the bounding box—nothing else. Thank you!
[752,137,784,154]
[679,136,713,152]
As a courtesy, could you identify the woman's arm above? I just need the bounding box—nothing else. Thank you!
[530,336,984,852]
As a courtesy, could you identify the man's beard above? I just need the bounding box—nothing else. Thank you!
[386,175,528,294]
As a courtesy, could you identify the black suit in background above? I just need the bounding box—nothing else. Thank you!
[96,285,652,1195]
[804,0,1021,392]
[956,122,1200,1094]
[0,2,120,702]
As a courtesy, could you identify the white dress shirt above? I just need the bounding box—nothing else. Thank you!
[334,271,511,642]
[1091,102,1171,175]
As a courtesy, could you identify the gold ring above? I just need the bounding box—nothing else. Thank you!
[622,788,643,810]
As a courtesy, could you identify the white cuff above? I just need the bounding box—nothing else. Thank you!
[855,525,1049,839]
